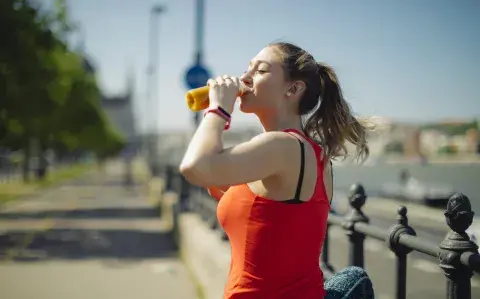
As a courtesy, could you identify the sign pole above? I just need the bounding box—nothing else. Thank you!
[194,0,205,127]
[184,0,211,128]
[181,0,210,212]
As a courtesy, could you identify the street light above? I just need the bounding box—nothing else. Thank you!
[147,4,166,134]
[145,3,166,174]
[152,4,165,14]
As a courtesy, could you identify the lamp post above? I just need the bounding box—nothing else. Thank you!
[145,4,166,174]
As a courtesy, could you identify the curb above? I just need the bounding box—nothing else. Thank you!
[177,212,230,299]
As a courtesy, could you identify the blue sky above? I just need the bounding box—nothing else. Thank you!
[64,0,479,132]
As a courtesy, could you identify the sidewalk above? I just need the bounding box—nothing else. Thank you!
[0,162,198,299]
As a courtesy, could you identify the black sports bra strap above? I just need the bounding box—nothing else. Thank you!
[293,138,305,201]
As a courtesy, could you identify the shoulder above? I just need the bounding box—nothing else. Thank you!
[249,131,301,152]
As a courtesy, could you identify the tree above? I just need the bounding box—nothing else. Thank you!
[384,141,404,155]
[0,0,62,180]
[0,0,126,181]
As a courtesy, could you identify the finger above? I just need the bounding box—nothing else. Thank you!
[207,78,217,87]
[215,76,225,86]
[232,76,241,90]
[224,76,239,90]
[222,74,234,86]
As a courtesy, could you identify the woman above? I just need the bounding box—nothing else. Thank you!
[180,42,374,299]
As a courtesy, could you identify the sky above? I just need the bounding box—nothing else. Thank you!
[62,0,479,133]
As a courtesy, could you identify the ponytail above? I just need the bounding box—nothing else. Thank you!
[303,63,372,162]
[269,41,373,162]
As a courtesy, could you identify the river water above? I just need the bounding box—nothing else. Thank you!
[333,163,480,212]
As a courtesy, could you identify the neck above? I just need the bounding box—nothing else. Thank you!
[257,111,303,132]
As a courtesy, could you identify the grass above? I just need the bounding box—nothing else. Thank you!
[0,163,94,204]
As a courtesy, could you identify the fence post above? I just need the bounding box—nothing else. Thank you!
[439,193,478,299]
[206,197,218,229]
[178,175,190,212]
[220,225,229,241]
[171,194,181,249]
[320,223,335,274]
[386,206,416,299]
[165,165,174,191]
[342,183,369,268]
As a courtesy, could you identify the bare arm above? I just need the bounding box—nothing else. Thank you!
[179,114,291,187]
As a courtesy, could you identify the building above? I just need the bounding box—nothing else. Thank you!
[419,129,447,155]
[100,68,138,146]
[364,117,421,158]
[465,128,479,154]
[81,53,140,154]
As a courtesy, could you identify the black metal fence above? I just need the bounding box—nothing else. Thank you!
[163,166,480,299]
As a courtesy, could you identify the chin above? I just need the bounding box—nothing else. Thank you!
[239,99,254,113]
[239,93,265,114]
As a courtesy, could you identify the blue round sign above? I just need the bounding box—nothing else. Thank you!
[185,64,211,89]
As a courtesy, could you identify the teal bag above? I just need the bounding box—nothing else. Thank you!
[324,266,375,299]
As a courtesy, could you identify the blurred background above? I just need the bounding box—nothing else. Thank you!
[1,0,479,187]
[1,0,480,185]
[1,0,479,298]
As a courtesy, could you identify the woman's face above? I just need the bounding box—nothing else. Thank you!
[239,46,289,114]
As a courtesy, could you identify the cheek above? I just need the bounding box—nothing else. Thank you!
[254,76,282,100]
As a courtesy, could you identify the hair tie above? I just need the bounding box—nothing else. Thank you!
[316,62,326,75]
[317,62,327,95]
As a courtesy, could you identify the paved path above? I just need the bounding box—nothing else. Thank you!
[0,165,198,299]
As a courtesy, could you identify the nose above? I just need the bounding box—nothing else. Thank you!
[240,72,253,88]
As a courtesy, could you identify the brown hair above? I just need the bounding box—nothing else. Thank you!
[270,42,372,162]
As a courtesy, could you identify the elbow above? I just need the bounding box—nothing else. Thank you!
[178,161,191,176]
[179,160,208,186]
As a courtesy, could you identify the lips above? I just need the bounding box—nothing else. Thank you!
[240,91,253,100]
[239,83,253,94]
[240,88,253,96]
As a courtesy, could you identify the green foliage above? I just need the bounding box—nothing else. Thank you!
[384,141,404,154]
[438,145,457,155]
[0,0,125,159]
[420,120,478,136]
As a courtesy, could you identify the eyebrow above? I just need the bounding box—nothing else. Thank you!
[249,60,271,67]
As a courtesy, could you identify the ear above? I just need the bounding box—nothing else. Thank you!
[286,80,306,97]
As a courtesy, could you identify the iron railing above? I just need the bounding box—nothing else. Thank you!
[164,166,480,299]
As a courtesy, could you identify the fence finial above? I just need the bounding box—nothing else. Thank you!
[444,193,475,234]
[439,193,478,299]
[387,206,416,255]
[397,206,408,226]
[343,183,369,268]
[348,183,366,211]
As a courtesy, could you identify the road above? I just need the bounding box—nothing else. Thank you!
[332,163,480,212]
[0,161,198,299]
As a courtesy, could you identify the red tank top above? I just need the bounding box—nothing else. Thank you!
[217,128,330,299]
